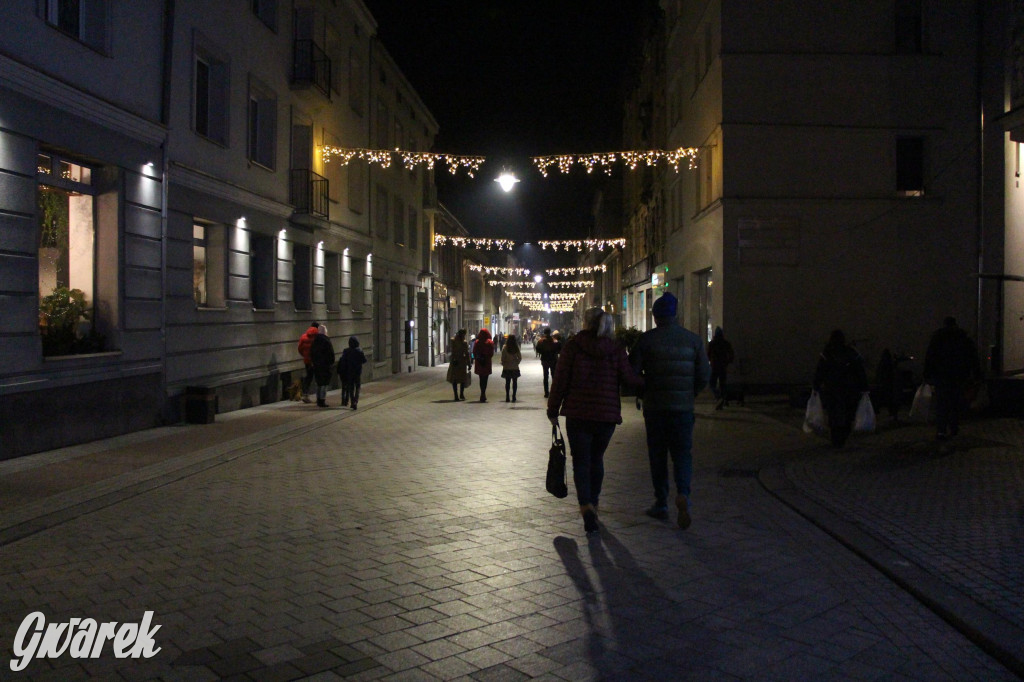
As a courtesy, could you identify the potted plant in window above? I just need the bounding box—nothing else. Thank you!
[39,286,90,356]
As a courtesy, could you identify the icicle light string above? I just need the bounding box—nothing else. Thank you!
[545,265,607,276]
[468,265,531,276]
[435,236,626,252]
[321,147,699,178]
[537,239,625,252]
[434,235,515,250]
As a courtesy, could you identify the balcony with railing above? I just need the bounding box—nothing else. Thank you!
[292,40,331,98]
[290,169,329,220]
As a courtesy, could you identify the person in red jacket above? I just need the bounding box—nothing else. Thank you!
[296,321,320,404]
[473,328,495,402]
[547,308,643,534]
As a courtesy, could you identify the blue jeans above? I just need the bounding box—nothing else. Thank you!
[565,418,616,507]
[643,410,695,507]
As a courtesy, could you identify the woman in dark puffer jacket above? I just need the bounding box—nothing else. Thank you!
[547,308,643,534]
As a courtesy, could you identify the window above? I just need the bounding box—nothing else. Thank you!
[194,48,229,145]
[896,136,925,196]
[251,0,277,31]
[193,223,225,307]
[376,100,390,149]
[895,0,923,54]
[324,252,340,310]
[36,153,107,355]
[248,79,277,169]
[375,185,389,239]
[394,201,405,246]
[294,243,312,310]
[46,0,106,51]
[408,208,419,250]
[251,233,275,309]
[349,50,365,115]
[347,162,366,213]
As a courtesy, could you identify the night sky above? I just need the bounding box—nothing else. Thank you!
[363,1,648,269]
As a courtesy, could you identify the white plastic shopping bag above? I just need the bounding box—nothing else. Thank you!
[803,390,826,433]
[909,383,933,422]
[853,392,875,432]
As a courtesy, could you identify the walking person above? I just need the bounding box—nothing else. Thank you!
[536,328,561,398]
[630,293,710,529]
[501,334,522,402]
[548,308,643,535]
[447,329,471,401]
[924,316,981,440]
[473,328,495,402]
[813,329,868,447]
[309,325,336,408]
[337,336,367,410]
[296,321,320,403]
[707,327,735,410]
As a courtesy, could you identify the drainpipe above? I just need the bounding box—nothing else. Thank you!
[159,0,175,421]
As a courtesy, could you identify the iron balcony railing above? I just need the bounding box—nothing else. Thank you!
[292,39,331,98]
[290,169,329,220]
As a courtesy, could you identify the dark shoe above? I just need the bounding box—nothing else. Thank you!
[581,505,599,534]
[351,403,357,410]
[645,506,669,520]
[460,393,465,400]
[676,495,692,530]
[505,396,510,402]
[544,392,550,398]
[342,401,349,407]
[512,396,517,402]
[317,400,327,408]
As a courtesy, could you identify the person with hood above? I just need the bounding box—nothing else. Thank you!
[630,293,711,529]
[536,328,562,398]
[923,316,981,440]
[473,328,495,402]
[548,308,643,535]
[296,321,320,403]
[707,327,735,410]
[500,334,523,402]
[309,325,336,407]
[813,329,868,447]
[337,336,367,410]
[447,329,471,401]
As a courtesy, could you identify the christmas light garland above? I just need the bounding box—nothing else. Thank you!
[434,235,515,250]
[488,280,538,288]
[532,147,699,177]
[537,239,625,252]
[469,265,531,276]
[545,265,607,276]
[321,147,486,177]
[505,292,586,301]
[547,280,595,289]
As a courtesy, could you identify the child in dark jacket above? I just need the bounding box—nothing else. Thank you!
[337,336,367,409]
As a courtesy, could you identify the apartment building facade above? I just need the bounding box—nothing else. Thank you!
[650,0,986,387]
[0,1,440,458]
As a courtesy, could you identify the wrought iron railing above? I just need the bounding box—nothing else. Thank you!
[290,169,329,219]
[292,40,331,98]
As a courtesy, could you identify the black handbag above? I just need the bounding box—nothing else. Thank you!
[545,424,568,498]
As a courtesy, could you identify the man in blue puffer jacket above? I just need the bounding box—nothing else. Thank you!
[630,292,711,529]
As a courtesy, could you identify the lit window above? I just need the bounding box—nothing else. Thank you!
[193,223,225,307]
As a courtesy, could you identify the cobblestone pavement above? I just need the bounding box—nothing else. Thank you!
[0,358,1019,680]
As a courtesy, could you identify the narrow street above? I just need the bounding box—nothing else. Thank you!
[0,356,1017,680]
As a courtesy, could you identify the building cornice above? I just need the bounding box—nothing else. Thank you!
[0,52,166,147]
[168,162,295,219]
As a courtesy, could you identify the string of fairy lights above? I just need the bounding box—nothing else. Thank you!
[545,265,607,276]
[432,235,626,252]
[468,265,531,276]
[320,146,699,177]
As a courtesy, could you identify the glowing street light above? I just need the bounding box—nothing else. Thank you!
[495,171,520,193]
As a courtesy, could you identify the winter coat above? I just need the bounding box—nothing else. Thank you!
[630,319,711,412]
[310,334,335,386]
[500,345,522,372]
[924,325,980,388]
[707,329,734,370]
[547,329,642,424]
[473,330,495,377]
[337,338,367,383]
[536,335,561,367]
[446,336,471,384]
[813,342,868,410]
[297,326,318,364]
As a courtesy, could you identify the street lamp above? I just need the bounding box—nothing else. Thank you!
[495,171,520,193]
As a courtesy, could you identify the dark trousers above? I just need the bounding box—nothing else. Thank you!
[302,364,315,395]
[643,410,695,506]
[566,418,616,507]
[504,377,518,399]
[542,363,555,396]
[710,367,728,402]
[342,380,360,406]
[934,384,961,435]
[479,374,489,398]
